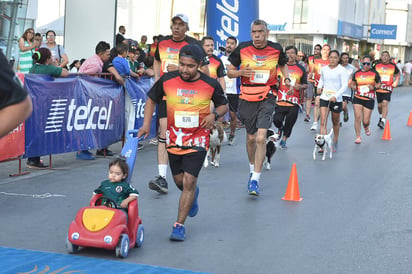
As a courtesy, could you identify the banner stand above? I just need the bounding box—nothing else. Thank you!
[0,156,30,177]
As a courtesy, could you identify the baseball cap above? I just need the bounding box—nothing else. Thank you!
[172,14,189,30]
[179,44,204,63]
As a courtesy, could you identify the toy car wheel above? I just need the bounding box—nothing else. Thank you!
[136,224,144,248]
[115,234,129,258]
[66,236,79,254]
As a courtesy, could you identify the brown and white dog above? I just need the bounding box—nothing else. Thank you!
[313,128,334,160]
[204,123,225,167]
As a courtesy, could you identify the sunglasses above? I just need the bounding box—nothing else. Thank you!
[362,62,371,66]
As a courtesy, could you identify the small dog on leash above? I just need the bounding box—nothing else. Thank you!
[263,129,279,170]
[204,123,225,167]
[313,128,334,160]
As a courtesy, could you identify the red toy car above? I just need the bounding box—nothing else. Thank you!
[66,193,144,258]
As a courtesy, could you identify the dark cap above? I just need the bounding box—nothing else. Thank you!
[179,44,204,63]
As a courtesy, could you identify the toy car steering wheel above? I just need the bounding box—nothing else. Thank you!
[95,196,119,209]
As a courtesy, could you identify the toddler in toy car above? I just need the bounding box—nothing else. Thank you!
[93,158,139,212]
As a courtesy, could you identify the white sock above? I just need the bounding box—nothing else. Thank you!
[251,172,261,181]
[381,118,386,123]
[158,164,168,178]
[379,114,383,118]
[249,164,254,174]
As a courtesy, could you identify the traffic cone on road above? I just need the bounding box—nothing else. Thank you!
[407,110,412,126]
[282,163,302,202]
[382,120,392,140]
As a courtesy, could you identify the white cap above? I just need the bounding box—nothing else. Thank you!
[172,14,189,30]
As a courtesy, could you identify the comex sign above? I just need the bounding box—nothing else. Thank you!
[370,24,397,40]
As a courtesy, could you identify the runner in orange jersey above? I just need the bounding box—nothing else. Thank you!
[372,51,400,129]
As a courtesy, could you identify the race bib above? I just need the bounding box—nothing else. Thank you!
[322,89,336,100]
[174,111,199,128]
[381,74,390,82]
[359,85,369,95]
[162,58,179,73]
[250,70,270,84]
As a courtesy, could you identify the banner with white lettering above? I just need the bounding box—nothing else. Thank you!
[125,77,157,138]
[24,75,124,157]
[206,0,259,52]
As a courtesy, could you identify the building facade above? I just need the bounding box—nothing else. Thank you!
[261,0,386,59]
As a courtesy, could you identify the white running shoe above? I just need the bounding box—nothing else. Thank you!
[310,122,318,131]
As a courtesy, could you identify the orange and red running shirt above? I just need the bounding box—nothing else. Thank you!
[148,71,227,155]
[208,54,225,79]
[313,58,329,87]
[229,41,287,101]
[155,35,205,78]
[276,63,307,107]
[373,61,399,93]
[148,42,158,57]
[352,69,381,100]
[307,55,319,82]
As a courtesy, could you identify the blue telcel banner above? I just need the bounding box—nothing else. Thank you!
[24,75,124,157]
[206,0,259,52]
[125,77,157,138]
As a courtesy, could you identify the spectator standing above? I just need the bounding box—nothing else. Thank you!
[78,41,114,158]
[139,35,149,54]
[116,26,127,46]
[403,60,412,85]
[26,48,69,168]
[18,28,39,73]
[41,30,69,69]
[148,35,159,57]
[34,32,43,47]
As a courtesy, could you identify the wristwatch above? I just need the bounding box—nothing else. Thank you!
[213,110,220,121]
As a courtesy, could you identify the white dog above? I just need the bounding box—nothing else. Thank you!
[263,129,280,170]
[204,123,225,167]
[313,128,334,160]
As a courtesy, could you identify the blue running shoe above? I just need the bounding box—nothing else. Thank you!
[248,180,260,196]
[170,223,185,241]
[188,186,199,217]
[280,140,287,150]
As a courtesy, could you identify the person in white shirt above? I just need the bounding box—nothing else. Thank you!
[317,50,349,152]
[219,36,239,145]
[404,60,412,86]
[340,52,356,123]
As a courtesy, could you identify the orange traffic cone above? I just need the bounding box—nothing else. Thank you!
[407,110,412,126]
[282,163,302,202]
[382,119,392,140]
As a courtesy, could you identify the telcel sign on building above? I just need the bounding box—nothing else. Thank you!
[370,24,397,39]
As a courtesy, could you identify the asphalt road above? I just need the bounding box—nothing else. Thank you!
[1,86,412,274]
